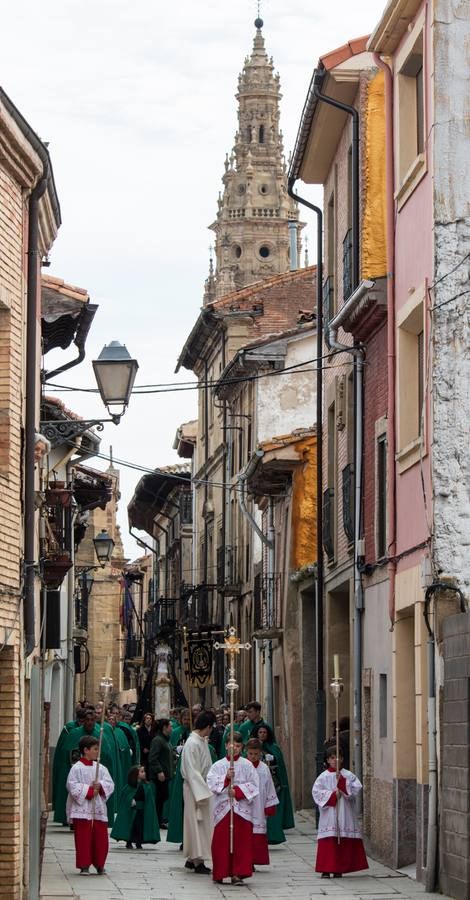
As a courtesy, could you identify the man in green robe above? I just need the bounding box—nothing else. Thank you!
[52,710,118,824]
[239,701,268,744]
[108,713,133,793]
[117,712,140,766]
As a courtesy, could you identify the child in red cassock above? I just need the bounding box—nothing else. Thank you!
[312,744,368,878]
[246,737,279,865]
[66,735,114,875]
[206,731,259,885]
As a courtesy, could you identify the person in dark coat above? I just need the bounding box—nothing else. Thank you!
[137,713,155,778]
[148,718,175,827]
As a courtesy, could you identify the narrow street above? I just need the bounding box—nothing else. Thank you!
[41,813,450,900]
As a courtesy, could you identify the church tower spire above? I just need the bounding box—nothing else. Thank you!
[205,17,302,302]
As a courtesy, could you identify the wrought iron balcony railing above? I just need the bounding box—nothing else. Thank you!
[216,545,240,594]
[253,572,283,633]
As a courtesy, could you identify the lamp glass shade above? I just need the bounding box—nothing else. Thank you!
[92,341,138,409]
[93,529,115,567]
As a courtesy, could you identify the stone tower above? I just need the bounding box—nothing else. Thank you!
[204,17,302,303]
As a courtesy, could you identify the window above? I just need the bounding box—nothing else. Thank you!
[376,434,387,559]
[259,245,270,258]
[259,124,264,144]
[396,21,426,206]
[397,290,425,471]
[246,126,252,143]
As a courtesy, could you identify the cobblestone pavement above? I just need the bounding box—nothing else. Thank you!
[40,813,451,900]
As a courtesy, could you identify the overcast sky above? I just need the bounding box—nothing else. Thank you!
[2,0,384,558]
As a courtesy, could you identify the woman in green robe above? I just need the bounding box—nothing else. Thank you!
[252,724,295,844]
[111,766,160,848]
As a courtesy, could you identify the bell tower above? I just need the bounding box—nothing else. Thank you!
[204,17,302,303]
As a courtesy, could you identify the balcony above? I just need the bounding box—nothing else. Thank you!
[322,487,335,561]
[253,572,283,638]
[42,482,73,588]
[323,276,334,333]
[343,229,353,301]
[216,545,241,596]
[342,464,355,544]
[125,636,143,664]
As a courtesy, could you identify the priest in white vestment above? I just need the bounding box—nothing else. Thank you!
[180,711,215,874]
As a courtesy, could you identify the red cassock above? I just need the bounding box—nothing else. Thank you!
[314,775,368,874]
[252,806,276,865]
[72,819,108,870]
[211,811,254,880]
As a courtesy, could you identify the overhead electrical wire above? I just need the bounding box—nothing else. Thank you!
[45,351,356,396]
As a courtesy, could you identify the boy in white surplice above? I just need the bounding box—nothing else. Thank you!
[312,744,368,878]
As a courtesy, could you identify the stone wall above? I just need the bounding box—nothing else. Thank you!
[439,611,470,900]
[432,2,470,601]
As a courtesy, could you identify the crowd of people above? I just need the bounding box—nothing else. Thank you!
[54,698,367,883]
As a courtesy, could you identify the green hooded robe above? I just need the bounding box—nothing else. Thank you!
[111,781,160,844]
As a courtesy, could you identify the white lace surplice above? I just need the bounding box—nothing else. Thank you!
[206,757,259,827]
[312,767,363,840]
[66,761,114,823]
[251,760,279,834]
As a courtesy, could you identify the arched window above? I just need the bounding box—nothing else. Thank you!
[259,124,265,144]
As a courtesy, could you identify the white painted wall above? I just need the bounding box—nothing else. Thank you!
[256,331,316,444]
[432,2,470,600]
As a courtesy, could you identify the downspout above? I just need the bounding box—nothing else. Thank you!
[287,178,326,780]
[238,452,274,727]
[203,360,209,586]
[25,164,49,656]
[153,521,169,597]
[372,53,396,629]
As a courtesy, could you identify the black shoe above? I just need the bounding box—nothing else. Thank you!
[321,872,331,878]
[126,841,133,849]
[79,867,90,875]
[135,844,143,850]
[96,867,106,875]
[185,860,195,870]
[333,873,343,878]
[194,863,211,874]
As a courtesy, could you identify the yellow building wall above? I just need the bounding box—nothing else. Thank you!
[290,435,317,570]
[361,70,387,279]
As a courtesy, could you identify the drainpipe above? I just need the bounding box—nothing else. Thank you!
[372,53,396,629]
[238,452,274,727]
[326,279,374,784]
[25,166,49,656]
[287,179,326,780]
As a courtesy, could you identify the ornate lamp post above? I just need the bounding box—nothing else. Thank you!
[41,340,138,447]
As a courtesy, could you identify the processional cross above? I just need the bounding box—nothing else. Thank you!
[330,655,344,844]
[214,627,251,852]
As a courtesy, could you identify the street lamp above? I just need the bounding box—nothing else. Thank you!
[92,529,115,568]
[40,339,139,447]
[92,341,139,423]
